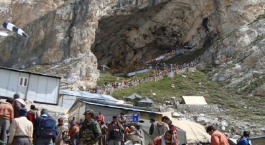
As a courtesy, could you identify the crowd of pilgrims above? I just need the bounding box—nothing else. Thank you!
[0,93,251,145]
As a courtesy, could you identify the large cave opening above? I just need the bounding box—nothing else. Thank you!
[91,0,219,68]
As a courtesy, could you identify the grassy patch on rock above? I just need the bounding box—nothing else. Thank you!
[161,46,210,64]
[111,71,265,126]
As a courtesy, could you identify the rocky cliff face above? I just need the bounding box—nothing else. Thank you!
[92,0,265,68]
[0,0,264,88]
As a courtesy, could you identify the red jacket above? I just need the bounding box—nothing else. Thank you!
[27,110,39,124]
[211,131,229,145]
[95,115,104,122]
[169,125,178,139]
[148,135,177,145]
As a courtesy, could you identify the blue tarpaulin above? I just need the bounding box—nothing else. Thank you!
[59,90,117,101]
[175,51,181,55]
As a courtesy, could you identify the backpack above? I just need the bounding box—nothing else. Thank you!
[36,117,57,139]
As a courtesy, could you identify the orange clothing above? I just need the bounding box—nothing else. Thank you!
[148,135,177,145]
[0,102,14,123]
[211,131,229,145]
[68,125,80,136]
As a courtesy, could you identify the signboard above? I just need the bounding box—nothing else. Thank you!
[126,113,139,125]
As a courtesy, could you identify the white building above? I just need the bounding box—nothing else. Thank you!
[0,66,60,104]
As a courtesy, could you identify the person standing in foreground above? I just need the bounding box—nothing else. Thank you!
[55,118,68,145]
[108,116,124,145]
[34,109,57,145]
[149,118,155,139]
[68,121,79,145]
[118,112,127,125]
[78,110,101,145]
[237,131,250,145]
[148,130,178,145]
[8,108,33,145]
[13,93,26,118]
[206,125,229,145]
[26,105,39,124]
[152,116,170,139]
[0,99,13,145]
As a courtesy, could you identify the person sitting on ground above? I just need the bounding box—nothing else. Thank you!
[152,116,170,139]
[8,108,33,145]
[206,125,229,145]
[148,130,177,145]
[237,131,250,145]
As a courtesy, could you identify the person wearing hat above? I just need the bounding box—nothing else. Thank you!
[78,110,101,145]
[118,112,127,126]
[152,116,170,139]
[8,108,33,145]
[27,105,39,124]
[0,98,14,145]
[13,93,26,118]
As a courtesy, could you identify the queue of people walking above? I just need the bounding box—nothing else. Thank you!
[0,93,252,145]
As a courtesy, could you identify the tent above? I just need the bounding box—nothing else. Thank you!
[173,120,211,144]
[181,96,208,105]
[137,119,187,145]
[163,112,211,144]
[135,97,155,107]
[125,93,143,102]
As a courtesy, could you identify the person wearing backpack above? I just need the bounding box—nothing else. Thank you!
[108,116,124,145]
[34,109,58,145]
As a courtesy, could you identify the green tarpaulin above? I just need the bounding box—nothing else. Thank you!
[136,97,155,107]
[125,93,143,101]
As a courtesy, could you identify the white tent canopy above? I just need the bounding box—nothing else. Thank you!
[181,96,207,105]
[163,112,211,144]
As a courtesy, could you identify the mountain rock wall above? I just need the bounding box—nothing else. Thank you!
[0,0,264,88]
[92,0,265,68]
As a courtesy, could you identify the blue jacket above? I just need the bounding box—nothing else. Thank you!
[237,137,249,145]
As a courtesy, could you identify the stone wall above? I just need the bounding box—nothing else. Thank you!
[176,104,220,113]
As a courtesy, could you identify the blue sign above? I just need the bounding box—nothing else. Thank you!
[126,113,139,125]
